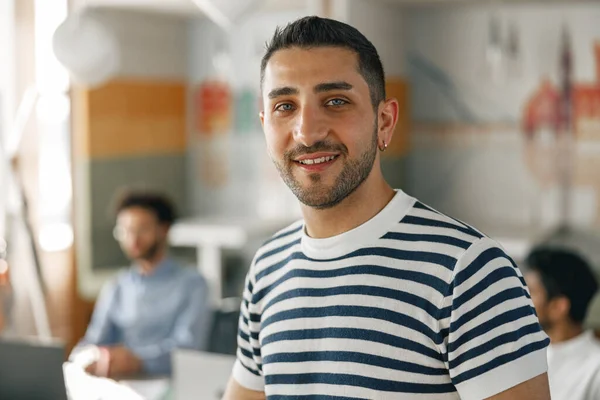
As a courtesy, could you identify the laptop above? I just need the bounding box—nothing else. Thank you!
[172,349,236,400]
[0,336,68,400]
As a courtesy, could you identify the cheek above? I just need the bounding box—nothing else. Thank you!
[264,125,289,156]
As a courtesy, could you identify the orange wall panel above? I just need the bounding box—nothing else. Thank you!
[76,79,187,159]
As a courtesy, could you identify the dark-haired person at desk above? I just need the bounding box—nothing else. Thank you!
[72,191,211,378]
[524,246,600,400]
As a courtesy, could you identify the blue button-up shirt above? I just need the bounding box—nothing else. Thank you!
[79,258,211,375]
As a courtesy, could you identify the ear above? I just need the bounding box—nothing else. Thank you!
[259,110,265,128]
[378,98,399,149]
[549,296,571,321]
[158,223,170,240]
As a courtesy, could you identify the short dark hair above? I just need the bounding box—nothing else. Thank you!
[261,16,386,108]
[114,190,176,226]
[526,246,598,324]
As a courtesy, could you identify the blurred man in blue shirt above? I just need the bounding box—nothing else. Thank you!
[74,191,211,377]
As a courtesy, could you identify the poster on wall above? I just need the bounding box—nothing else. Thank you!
[193,80,233,187]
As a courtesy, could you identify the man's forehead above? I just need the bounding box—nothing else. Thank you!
[263,46,361,87]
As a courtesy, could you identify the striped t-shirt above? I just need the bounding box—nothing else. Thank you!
[233,190,549,399]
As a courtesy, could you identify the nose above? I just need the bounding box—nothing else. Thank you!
[293,105,328,148]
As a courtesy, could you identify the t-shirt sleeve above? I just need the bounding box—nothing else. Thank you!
[440,237,550,400]
[232,262,265,392]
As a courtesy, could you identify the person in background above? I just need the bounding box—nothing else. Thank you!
[223,16,550,400]
[72,190,211,377]
[524,246,600,400]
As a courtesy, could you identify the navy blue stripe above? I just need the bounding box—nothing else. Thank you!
[449,322,543,370]
[454,247,510,288]
[401,215,481,239]
[265,373,456,394]
[262,328,443,362]
[452,338,549,385]
[237,357,262,377]
[450,287,527,333]
[260,305,446,345]
[382,232,471,250]
[261,328,444,362]
[241,313,250,326]
[261,286,450,322]
[255,247,457,282]
[447,305,535,353]
[413,202,479,238]
[262,225,303,247]
[238,328,250,343]
[413,201,436,212]
[263,351,447,375]
[452,266,520,310]
[269,396,365,400]
[255,238,301,265]
[252,265,449,304]
[239,347,254,361]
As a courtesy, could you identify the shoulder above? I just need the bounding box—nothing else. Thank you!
[103,269,130,292]
[171,262,206,285]
[402,199,516,279]
[252,219,304,267]
[402,199,485,243]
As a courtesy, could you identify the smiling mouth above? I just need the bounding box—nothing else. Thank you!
[296,155,339,165]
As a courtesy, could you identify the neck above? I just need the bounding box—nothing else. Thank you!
[548,322,584,344]
[301,170,395,238]
[136,248,167,275]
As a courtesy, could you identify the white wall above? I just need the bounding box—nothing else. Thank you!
[87,7,188,80]
[403,3,600,235]
[407,3,600,123]
[187,9,307,219]
[334,0,405,77]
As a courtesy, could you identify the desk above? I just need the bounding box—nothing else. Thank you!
[169,217,294,307]
[64,362,171,400]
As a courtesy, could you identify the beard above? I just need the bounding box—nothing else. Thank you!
[128,239,163,262]
[272,120,379,210]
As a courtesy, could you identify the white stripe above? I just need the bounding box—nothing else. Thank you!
[390,223,479,243]
[261,337,443,369]
[380,237,466,258]
[260,316,437,353]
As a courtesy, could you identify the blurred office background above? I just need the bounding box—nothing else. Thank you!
[1,0,599,367]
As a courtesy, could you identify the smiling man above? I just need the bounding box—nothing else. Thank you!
[223,16,551,400]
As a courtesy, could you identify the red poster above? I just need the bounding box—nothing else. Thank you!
[194,80,232,137]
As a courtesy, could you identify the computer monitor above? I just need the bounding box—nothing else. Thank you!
[0,336,68,400]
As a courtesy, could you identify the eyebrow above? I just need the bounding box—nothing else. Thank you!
[267,81,354,100]
[268,87,298,99]
[314,81,353,93]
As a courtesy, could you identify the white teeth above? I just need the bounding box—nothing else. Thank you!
[299,155,336,165]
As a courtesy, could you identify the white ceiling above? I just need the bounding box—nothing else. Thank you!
[79,0,307,17]
[77,0,598,17]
